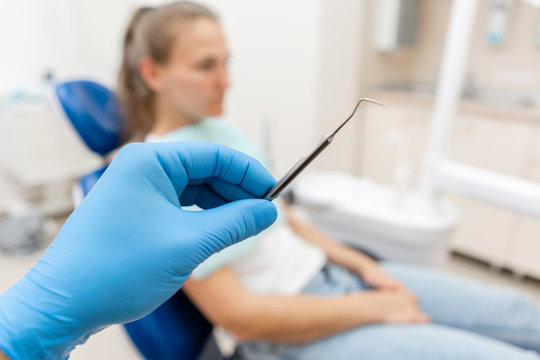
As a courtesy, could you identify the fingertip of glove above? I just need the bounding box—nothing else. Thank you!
[251,200,278,231]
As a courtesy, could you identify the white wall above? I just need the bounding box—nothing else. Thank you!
[0,0,76,94]
[71,0,133,84]
[199,0,323,175]
[0,0,133,95]
[313,0,366,173]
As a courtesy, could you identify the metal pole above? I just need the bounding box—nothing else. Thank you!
[420,0,479,208]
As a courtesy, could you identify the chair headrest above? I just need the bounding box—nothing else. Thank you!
[79,166,108,196]
[55,80,124,156]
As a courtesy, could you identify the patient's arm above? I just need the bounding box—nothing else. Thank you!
[183,268,373,342]
[284,205,403,290]
[183,267,427,343]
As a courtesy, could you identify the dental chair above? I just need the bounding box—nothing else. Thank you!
[54,80,227,360]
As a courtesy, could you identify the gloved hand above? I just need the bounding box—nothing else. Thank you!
[0,141,277,360]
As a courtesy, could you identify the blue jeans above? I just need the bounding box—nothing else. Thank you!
[237,262,540,359]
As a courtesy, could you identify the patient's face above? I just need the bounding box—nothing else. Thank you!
[158,18,230,120]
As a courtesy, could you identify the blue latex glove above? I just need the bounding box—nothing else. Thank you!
[0,141,277,360]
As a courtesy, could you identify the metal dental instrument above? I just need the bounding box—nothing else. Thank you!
[263,98,385,201]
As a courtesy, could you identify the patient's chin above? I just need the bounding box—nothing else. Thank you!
[207,105,224,116]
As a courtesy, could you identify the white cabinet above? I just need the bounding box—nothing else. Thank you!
[448,115,531,176]
[446,195,519,267]
[509,127,540,279]
[446,115,532,267]
[511,183,540,278]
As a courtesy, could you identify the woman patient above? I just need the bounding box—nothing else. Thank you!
[118,2,540,359]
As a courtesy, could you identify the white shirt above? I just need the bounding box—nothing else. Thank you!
[230,224,326,295]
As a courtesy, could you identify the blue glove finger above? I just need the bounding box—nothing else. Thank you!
[179,184,228,209]
[179,178,256,209]
[207,177,254,201]
[180,198,277,261]
[154,141,276,199]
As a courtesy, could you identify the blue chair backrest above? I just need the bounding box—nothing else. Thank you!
[124,291,213,360]
[55,80,124,156]
[55,80,213,360]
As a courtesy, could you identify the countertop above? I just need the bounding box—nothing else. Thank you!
[367,90,540,123]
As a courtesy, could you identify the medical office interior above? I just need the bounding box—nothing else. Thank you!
[1,0,540,358]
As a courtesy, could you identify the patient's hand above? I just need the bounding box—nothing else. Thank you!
[357,261,403,291]
[362,289,430,324]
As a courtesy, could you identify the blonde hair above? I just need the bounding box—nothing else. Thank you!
[117,1,218,140]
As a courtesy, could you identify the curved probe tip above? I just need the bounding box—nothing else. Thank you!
[359,97,386,107]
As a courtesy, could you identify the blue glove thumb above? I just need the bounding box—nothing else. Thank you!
[180,199,277,266]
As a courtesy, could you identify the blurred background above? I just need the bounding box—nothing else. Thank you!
[0,0,539,358]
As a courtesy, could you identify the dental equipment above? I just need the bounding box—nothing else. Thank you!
[263,98,385,201]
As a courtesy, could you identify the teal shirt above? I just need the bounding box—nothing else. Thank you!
[159,118,268,163]
[154,118,283,279]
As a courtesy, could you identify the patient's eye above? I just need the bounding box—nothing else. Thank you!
[199,59,215,71]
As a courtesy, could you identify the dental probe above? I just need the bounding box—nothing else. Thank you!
[263,98,385,201]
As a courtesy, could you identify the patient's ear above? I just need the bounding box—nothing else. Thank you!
[138,56,163,92]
